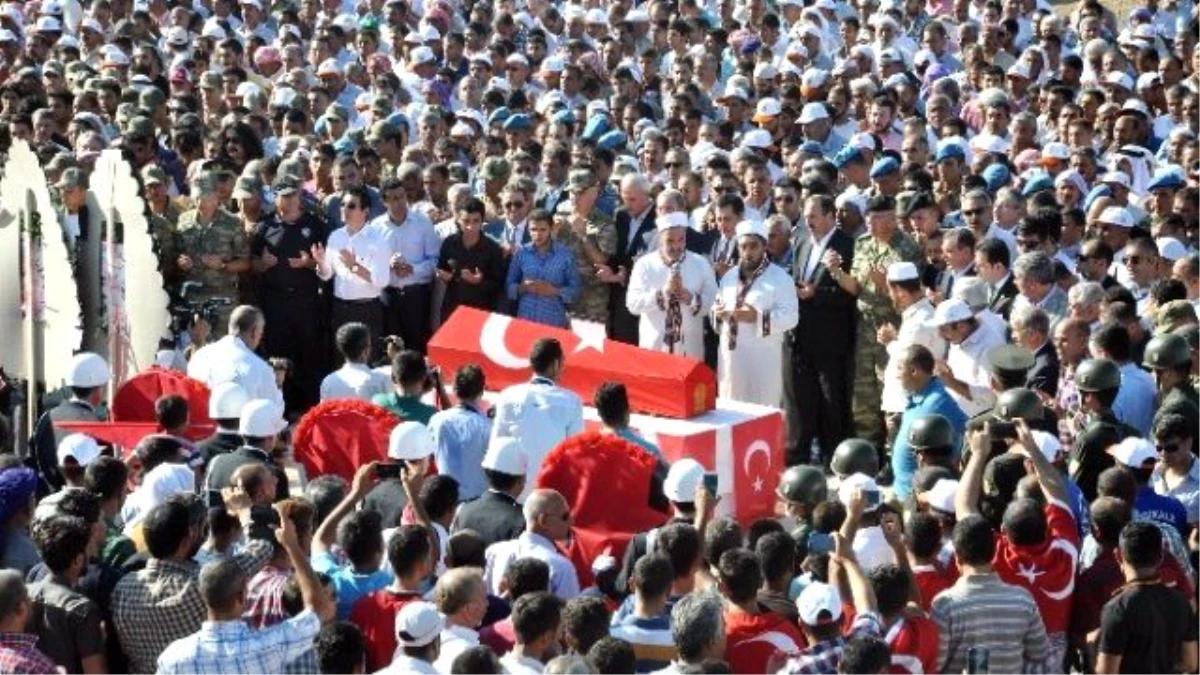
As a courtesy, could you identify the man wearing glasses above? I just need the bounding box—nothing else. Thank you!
[314,184,392,358]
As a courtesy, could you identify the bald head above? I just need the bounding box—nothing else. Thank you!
[523,489,572,540]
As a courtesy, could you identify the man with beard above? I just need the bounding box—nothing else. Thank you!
[626,212,718,361]
[713,219,799,406]
[250,175,329,412]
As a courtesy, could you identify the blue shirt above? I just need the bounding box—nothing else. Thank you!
[1134,485,1190,538]
[1112,362,1156,436]
[311,551,394,619]
[616,428,663,462]
[891,378,968,500]
[428,403,493,501]
[156,610,322,674]
[610,613,676,673]
[505,241,581,328]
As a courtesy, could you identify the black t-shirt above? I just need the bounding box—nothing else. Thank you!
[251,213,329,295]
[1098,581,1198,674]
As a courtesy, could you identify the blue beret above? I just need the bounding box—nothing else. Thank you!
[1083,184,1112,212]
[503,113,532,131]
[798,140,823,156]
[386,112,410,132]
[832,145,863,169]
[0,468,36,522]
[982,163,1011,192]
[1021,174,1053,197]
[934,141,966,163]
[869,156,899,179]
[333,136,357,155]
[1147,172,1185,192]
[552,109,577,125]
[487,106,512,126]
[581,114,610,142]
[597,129,628,151]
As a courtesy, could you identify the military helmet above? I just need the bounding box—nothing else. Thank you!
[907,414,955,450]
[1075,358,1122,392]
[1143,333,1192,370]
[831,439,879,477]
[994,388,1044,421]
[777,466,827,506]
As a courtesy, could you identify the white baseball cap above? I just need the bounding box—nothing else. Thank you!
[926,298,974,327]
[238,400,287,437]
[1108,438,1157,468]
[208,382,250,420]
[1097,206,1134,229]
[65,352,110,388]
[837,472,880,509]
[664,458,705,502]
[1157,237,1188,262]
[925,478,958,513]
[388,421,435,461]
[409,46,436,66]
[57,433,101,467]
[797,102,829,125]
[1029,430,1062,463]
[481,437,527,476]
[741,129,773,149]
[395,601,443,647]
[796,581,843,625]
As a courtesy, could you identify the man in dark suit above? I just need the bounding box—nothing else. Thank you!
[975,237,1017,319]
[784,194,856,466]
[608,176,658,344]
[1011,304,1060,398]
[29,353,109,495]
[451,438,527,547]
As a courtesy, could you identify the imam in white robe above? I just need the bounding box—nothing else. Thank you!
[713,263,799,406]
[626,251,718,361]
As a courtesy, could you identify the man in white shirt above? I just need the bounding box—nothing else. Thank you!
[489,338,583,497]
[314,184,392,351]
[712,219,799,405]
[626,212,718,361]
[929,298,1006,416]
[484,489,580,600]
[431,569,488,672]
[319,322,390,401]
[187,305,284,407]
[375,176,440,353]
[878,262,946,417]
[377,602,442,675]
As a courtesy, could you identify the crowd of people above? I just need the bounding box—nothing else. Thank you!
[0,0,1199,669]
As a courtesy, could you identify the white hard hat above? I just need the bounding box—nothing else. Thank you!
[388,421,435,461]
[57,433,101,467]
[209,382,250,420]
[65,352,110,388]
[238,399,286,437]
[481,437,528,476]
[663,458,705,502]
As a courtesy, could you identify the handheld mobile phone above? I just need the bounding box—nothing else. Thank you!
[864,489,881,508]
[807,531,835,555]
[703,472,719,496]
[988,420,1018,441]
[375,462,404,479]
[966,646,990,674]
[247,505,280,542]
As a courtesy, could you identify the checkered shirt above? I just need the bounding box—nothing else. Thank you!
[777,612,884,675]
[156,610,322,674]
[0,633,59,674]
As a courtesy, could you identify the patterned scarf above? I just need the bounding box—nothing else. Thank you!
[727,257,769,350]
[657,253,685,353]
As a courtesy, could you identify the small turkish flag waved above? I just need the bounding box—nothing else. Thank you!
[428,307,716,419]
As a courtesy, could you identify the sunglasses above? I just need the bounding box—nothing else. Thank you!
[1156,442,1183,453]
[1125,255,1144,265]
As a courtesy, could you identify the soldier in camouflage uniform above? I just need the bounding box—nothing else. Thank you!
[554,167,618,324]
[142,165,182,286]
[172,172,251,332]
[825,194,922,449]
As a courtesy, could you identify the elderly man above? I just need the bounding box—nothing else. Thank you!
[1067,281,1105,330]
[929,298,1007,417]
[188,306,284,407]
[712,220,799,406]
[483,489,579,599]
[626,212,718,361]
[1011,305,1060,398]
[609,174,660,343]
[1012,251,1068,325]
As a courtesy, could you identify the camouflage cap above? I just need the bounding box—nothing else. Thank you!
[366,120,400,142]
[277,158,306,180]
[125,115,155,140]
[53,166,85,189]
[199,71,223,89]
[233,174,264,199]
[45,152,76,172]
[567,167,596,193]
[141,164,168,185]
[191,171,221,196]
[479,156,511,181]
[323,103,351,123]
[1156,299,1197,334]
[139,87,166,110]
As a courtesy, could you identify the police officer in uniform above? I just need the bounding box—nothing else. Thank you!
[906,414,958,475]
[173,172,251,333]
[830,438,880,482]
[1070,358,1139,501]
[250,175,330,412]
[826,195,922,450]
[29,353,109,494]
[776,465,828,544]
[1143,333,1199,429]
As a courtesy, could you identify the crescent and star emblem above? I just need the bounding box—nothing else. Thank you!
[479,313,606,371]
[743,439,772,493]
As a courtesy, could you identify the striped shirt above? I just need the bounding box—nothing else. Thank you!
[930,573,1049,675]
[610,614,676,673]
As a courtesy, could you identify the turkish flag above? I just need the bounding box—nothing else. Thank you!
[428,307,716,419]
[111,367,214,437]
[729,410,785,522]
[54,421,215,451]
[292,399,398,482]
